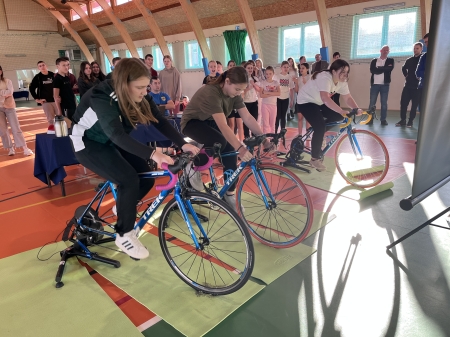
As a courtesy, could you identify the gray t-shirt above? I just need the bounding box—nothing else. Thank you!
[181,84,245,131]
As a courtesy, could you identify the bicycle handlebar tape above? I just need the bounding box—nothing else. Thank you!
[346,165,386,180]
[193,149,214,171]
[155,163,178,191]
[358,181,394,200]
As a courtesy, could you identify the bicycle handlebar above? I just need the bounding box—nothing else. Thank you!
[339,106,377,128]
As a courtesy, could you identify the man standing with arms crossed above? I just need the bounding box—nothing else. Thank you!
[368,45,394,126]
[53,57,77,122]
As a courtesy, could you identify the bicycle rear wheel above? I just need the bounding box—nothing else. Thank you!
[159,192,254,295]
[236,164,314,248]
[334,130,389,188]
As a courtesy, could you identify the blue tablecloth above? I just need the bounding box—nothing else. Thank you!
[13,91,29,100]
[34,133,79,185]
[130,118,182,147]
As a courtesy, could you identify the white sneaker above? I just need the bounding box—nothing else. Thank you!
[8,148,15,156]
[115,230,149,259]
[224,194,244,214]
[23,148,34,156]
[310,158,326,172]
[185,162,204,192]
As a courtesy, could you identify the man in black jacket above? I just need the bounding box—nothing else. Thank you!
[29,61,57,134]
[396,42,423,128]
[368,45,394,125]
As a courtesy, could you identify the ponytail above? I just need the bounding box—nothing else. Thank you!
[312,59,350,80]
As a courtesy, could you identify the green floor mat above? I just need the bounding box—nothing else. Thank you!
[83,231,265,337]
[0,244,142,337]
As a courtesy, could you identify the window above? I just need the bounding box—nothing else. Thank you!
[125,48,143,58]
[279,23,321,62]
[352,7,418,58]
[70,4,88,21]
[115,0,131,5]
[184,40,210,69]
[153,44,174,70]
[104,50,119,74]
[91,0,111,14]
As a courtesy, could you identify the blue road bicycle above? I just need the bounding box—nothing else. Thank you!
[198,130,314,249]
[56,152,254,295]
[281,107,390,188]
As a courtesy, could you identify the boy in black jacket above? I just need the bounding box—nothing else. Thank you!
[368,45,394,125]
[29,61,57,134]
[396,42,423,127]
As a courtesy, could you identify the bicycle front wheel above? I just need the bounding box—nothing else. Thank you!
[236,164,314,248]
[158,192,254,295]
[334,129,389,187]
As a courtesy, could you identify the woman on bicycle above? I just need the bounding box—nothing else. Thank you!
[181,67,272,212]
[69,58,199,259]
[297,59,362,172]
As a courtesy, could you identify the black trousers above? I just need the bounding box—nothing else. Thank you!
[400,86,420,121]
[73,138,154,235]
[244,101,258,138]
[332,93,341,106]
[297,103,343,158]
[276,98,289,133]
[183,119,238,191]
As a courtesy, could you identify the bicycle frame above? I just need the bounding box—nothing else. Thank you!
[208,152,277,210]
[74,170,209,254]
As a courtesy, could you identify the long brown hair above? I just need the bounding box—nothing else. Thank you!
[312,59,350,80]
[0,65,4,82]
[112,58,157,126]
[210,66,248,86]
[79,61,96,84]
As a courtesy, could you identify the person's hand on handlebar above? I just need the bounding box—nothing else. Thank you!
[151,150,174,168]
[181,143,200,156]
[238,145,253,162]
[262,138,276,153]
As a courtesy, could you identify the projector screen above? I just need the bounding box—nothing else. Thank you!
[401,0,450,210]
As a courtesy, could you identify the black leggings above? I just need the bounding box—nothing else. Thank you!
[276,98,289,133]
[297,103,343,158]
[183,119,238,191]
[73,138,154,235]
[244,101,258,138]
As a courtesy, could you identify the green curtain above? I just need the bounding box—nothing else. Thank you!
[223,30,248,65]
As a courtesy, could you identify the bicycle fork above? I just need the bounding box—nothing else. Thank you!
[250,165,277,210]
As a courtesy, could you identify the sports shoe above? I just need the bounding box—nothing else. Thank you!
[395,120,406,127]
[310,158,326,172]
[23,148,34,156]
[407,119,413,128]
[381,120,388,126]
[224,194,244,214]
[8,148,15,156]
[185,162,205,192]
[115,230,149,259]
[47,124,56,134]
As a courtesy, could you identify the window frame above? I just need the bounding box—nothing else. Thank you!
[184,39,210,70]
[279,22,321,63]
[351,7,419,59]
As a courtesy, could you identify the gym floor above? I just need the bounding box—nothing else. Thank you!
[2,103,450,337]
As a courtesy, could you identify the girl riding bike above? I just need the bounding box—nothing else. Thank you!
[69,58,199,260]
[297,59,363,171]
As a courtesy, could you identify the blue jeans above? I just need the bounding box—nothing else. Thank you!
[369,84,390,121]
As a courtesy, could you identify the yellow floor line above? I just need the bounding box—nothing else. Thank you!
[0,189,93,215]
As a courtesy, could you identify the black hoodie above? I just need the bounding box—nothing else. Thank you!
[29,72,55,103]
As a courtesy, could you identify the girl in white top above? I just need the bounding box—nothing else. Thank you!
[275,61,293,133]
[243,61,261,138]
[259,66,280,134]
[296,59,362,172]
[0,66,33,156]
[287,57,299,118]
[294,62,312,134]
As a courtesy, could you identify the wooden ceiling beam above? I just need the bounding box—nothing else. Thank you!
[67,2,114,65]
[96,0,139,58]
[313,0,332,61]
[131,0,170,57]
[179,0,211,61]
[235,0,263,60]
[35,0,94,63]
